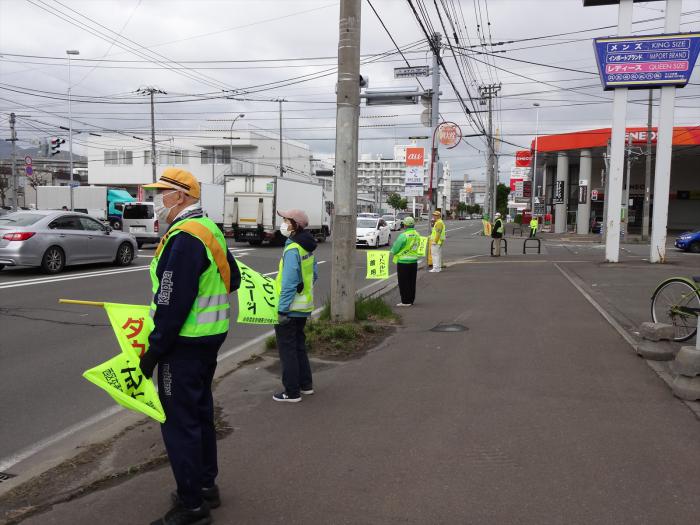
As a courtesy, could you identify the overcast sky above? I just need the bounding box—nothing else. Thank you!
[1,0,699,181]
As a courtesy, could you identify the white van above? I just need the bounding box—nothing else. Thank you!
[121,202,160,248]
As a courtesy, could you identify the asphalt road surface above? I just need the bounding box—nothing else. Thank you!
[0,220,478,470]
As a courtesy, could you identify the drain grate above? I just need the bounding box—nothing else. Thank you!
[0,472,16,483]
[430,323,468,332]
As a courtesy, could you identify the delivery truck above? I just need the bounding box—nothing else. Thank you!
[36,186,135,228]
[200,183,224,228]
[223,176,330,245]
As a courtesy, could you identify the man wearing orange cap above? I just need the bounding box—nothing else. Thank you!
[140,168,241,525]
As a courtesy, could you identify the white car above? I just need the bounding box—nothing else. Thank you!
[382,214,400,231]
[356,217,391,248]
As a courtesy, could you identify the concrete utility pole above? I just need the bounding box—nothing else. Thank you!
[531,103,540,216]
[642,89,653,241]
[650,0,681,263]
[331,0,361,322]
[137,87,167,183]
[66,49,79,195]
[622,132,633,238]
[9,113,18,209]
[479,84,501,218]
[427,32,441,220]
[277,99,285,178]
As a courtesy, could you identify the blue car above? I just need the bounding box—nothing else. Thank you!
[675,230,700,253]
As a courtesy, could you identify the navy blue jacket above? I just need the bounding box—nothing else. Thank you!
[148,210,241,361]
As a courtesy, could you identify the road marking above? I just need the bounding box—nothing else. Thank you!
[0,266,149,289]
[446,226,466,232]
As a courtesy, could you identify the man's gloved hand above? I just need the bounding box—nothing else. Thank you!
[277,312,291,326]
[139,351,159,379]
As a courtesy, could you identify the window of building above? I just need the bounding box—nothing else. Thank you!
[104,150,132,166]
[144,150,189,165]
[200,147,230,164]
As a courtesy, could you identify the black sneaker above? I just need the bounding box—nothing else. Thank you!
[171,486,221,510]
[273,392,301,403]
[150,501,211,525]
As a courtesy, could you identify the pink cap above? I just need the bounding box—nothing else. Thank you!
[277,209,309,229]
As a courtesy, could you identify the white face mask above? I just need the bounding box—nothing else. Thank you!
[279,222,292,237]
[154,191,178,225]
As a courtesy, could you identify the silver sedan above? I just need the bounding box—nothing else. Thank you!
[0,210,138,274]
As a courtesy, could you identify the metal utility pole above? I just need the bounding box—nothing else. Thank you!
[9,113,18,209]
[277,99,285,177]
[531,103,540,215]
[137,87,167,183]
[479,84,501,218]
[228,113,245,178]
[642,89,653,241]
[331,0,361,322]
[66,50,79,196]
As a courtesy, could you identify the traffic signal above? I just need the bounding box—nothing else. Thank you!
[50,137,65,156]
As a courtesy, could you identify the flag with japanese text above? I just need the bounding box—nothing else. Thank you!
[83,353,165,423]
[417,236,428,257]
[236,260,279,324]
[482,220,492,236]
[366,251,390,279]
[104,303,153,359]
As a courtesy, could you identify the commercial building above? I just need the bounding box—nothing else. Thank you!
[529,125,700,233]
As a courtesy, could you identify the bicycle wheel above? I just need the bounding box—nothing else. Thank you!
[651,278,700,342]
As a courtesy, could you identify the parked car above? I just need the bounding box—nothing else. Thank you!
[121,202,160,248]
[382,214,400,231]
[358,212,380,219]
[395,212,413,227]
[356,217,391,248]
[591,215,604,234]
[420,213,429,221]
[675,230,700,253]
[0,210,137,274]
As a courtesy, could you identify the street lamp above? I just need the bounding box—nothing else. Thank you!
[66,49,79,209]
[229,113,245,179]
[531,102,540,217]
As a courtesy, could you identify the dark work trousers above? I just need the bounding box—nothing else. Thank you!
[275,316,312,397]
[397,261,418,305]
[157,343,220,510]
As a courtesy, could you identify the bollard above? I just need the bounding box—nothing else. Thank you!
[522,238,541,255]
[669,315,700,400]
[512,226,523,237]
[490,238,508,256]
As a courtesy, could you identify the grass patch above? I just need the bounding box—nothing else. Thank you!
[265,335,277,350]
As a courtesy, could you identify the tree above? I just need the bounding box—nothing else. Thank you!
[457,202,467,217]
[496,183,510,217]
[386,192,407,211]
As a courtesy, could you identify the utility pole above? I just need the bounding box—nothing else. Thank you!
[277,98,285,178]
[642,89,653,241]
[66,49,79,199]
[137,87,167,183]
[427,32,441,221]
[331,0,361,322]
[8,113,18,209]
[479,84,501,218]
[622,132,633,238]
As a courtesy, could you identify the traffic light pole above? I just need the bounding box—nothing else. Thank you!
[330,0,361,322]
[9,113,18,210]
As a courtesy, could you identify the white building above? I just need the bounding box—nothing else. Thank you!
[465,179,488,207]
[86,131,314,191]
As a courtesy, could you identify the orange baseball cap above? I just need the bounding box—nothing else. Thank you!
[144,167,201,199]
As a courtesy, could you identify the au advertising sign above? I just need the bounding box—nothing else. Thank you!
[593,33,700,90]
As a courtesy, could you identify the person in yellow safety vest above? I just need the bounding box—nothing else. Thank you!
[529,216,538,238]
[390,215,421,306]
[429,210,446,273]
[273,209,319,403]
[491,212,505,257]
[140,168,241,525]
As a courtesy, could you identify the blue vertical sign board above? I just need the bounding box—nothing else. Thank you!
[593,33,700,90]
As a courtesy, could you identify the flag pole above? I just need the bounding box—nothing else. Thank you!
[59,299,105,307]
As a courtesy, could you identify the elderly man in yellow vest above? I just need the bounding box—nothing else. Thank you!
[140,168,241,525]
[429,210,446,273]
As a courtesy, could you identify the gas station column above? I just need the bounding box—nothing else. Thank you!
[555,152,569,234]
[577,149,592,234]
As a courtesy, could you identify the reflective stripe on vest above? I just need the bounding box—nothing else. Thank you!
[149,217,231,338]
[275,241,315,313]
[393,229,421,263]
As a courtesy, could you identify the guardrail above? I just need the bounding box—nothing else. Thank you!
[523,238,541,254]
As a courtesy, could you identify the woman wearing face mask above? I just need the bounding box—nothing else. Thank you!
[273,209,318,403]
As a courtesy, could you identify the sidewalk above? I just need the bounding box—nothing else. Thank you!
[17,257,700,524]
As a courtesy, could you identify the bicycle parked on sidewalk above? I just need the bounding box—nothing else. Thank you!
[650,276,700,342]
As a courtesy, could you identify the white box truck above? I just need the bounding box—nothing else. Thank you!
[36,186,135,228]
[200,183,224,228]
[223,176,330,245]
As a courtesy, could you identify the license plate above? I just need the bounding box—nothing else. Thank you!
[129,226,146,232]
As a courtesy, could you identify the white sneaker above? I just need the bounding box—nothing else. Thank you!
[395,303,413,307]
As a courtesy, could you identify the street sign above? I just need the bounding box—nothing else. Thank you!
[593,33,700,90]
[394,66,430,79]
[25,166,33,176]
[534,203,545,215]
[404,184,424,197]
[24,155,32,166]
[437,122,462,149]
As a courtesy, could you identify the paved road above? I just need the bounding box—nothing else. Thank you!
[0,220,478,469]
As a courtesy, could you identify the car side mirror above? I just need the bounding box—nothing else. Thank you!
[104,226,112,234]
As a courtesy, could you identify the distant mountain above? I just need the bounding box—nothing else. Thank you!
[0,141,85,162]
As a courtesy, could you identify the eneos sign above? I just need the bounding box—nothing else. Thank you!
[515,150,532,167]
[405,147,424,166]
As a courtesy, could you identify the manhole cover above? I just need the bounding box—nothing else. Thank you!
[430,323,468,332]
[0,472,16,483]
